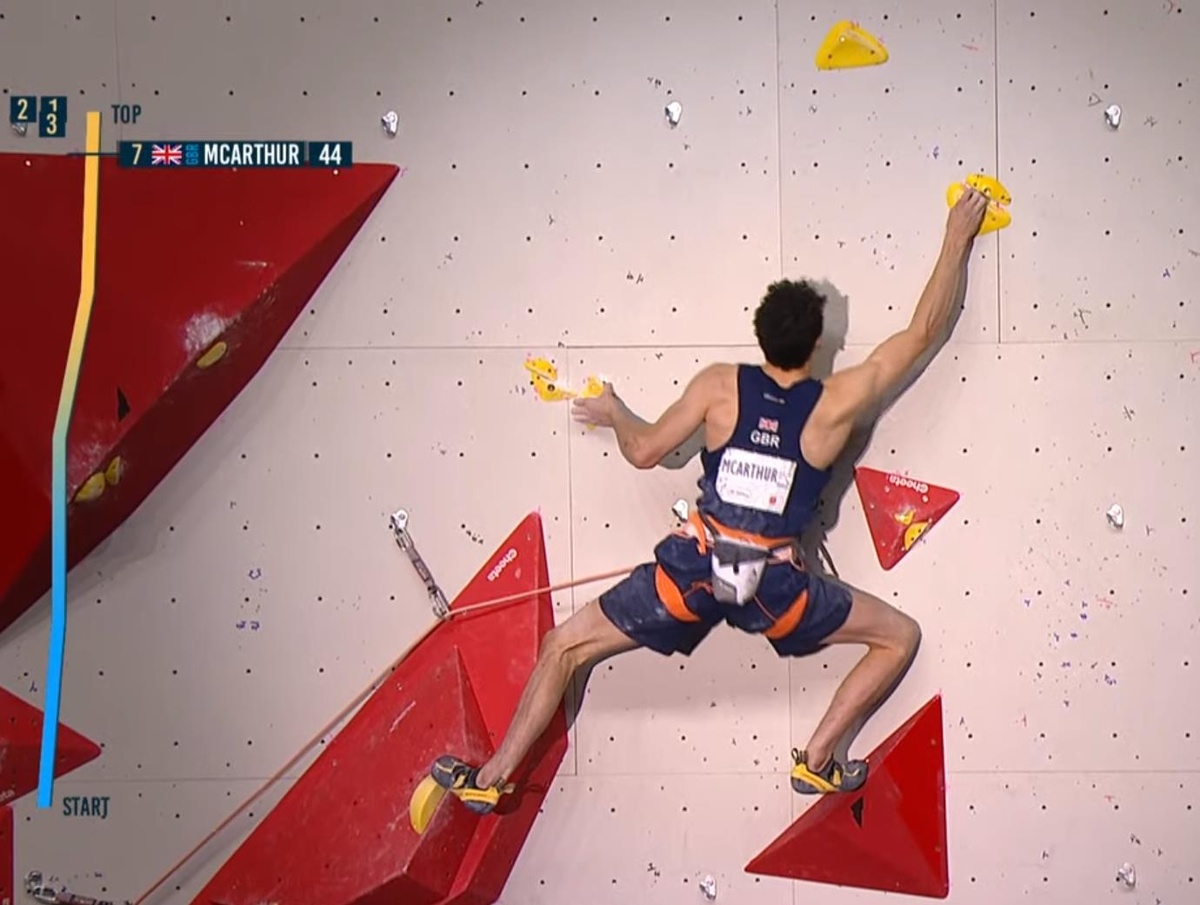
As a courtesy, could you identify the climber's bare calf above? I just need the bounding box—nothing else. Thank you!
[477,600,636,789]
[795,587,921,775]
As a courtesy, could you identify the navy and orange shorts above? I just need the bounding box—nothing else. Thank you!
[598,532,853,658]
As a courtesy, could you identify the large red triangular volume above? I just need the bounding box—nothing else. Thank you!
[745,695,949,898]
[0,154,398,634]
[0,686,103,801]
[854,467,960,570]
[191,512,567,905]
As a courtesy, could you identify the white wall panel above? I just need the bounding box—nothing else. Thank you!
[797,341,1199,776]
[779,1,1002,345]
[500,773,794,905]
[277,1,784,349]
[997,0,1200,341]
[0,0,120,154]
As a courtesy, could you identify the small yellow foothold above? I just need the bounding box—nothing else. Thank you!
[196,340,228,369]
[902,520,931,551]
[893,507,915,526]
[74,472,107,503]
[409,774,448,835]
[815,21,889,70]
[104,456,124,486]
[947,174,1013,234]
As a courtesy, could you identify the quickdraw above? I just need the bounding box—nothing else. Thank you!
[389,509,450,618]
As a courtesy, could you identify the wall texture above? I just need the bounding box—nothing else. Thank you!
[1,0,1197,902]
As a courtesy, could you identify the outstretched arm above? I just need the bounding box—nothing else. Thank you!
[828,189,986,417]
[573,365,722,469]
[802,187,989,467]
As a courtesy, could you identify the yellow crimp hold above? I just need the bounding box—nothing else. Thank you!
[524,357,604,403]
[105,455,124,486]
[196,340,228,369]
[947,174,1013,235]
[73,472,107,503]
[893,507,931,550]
[815,21,889,70]
[902,520,931,551]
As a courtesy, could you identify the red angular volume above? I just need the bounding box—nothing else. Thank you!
[745,696,949,898]
[0,154,398,633]
[191,512,567,905]
[854,467,960,570]
[0,686,102,803]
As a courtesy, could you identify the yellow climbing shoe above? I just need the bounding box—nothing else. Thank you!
[431,755,514,815]
[790,748,869,794]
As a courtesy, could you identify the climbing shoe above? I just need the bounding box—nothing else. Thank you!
[430,754,512,815]
[790,748,868,794]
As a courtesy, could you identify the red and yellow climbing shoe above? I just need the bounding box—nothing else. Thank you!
[790,748,869,794]
[431,754,513,815]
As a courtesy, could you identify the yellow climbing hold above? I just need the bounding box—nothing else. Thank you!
[409,774,447,835]
[815,21,889,70]
[196,340,228,369]
[525,356,571,402]
[104,456,124,486]
[947,174,1013,235]
[902,519,932,551]
[524,357,605,403]
[74,472,107,503]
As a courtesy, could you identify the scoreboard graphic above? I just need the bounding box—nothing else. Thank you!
[13,97,360,811]
[9,93,67,137]
[9,96,352,168]
[119,140,352,167]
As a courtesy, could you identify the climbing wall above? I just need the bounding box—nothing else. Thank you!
[0,0,1196,903]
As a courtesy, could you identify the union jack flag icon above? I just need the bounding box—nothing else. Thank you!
[150,143,183,165]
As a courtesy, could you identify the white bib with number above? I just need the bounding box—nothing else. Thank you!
[714,447,797,515]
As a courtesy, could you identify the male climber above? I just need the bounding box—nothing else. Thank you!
[431,186,990,812]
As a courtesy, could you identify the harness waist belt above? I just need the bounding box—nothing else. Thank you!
[682,510,800,567]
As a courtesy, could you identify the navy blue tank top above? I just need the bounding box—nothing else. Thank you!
[696,365,831,540]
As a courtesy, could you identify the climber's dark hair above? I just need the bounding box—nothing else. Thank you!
[753,279,826,370]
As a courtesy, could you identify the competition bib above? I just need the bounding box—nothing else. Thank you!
[714,447,797,515]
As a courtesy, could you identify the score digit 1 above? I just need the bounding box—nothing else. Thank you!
[38,96,67,138]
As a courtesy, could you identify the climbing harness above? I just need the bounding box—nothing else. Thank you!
[672,500,797,605]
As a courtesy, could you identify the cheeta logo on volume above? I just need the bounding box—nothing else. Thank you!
[887,473,929,495]
[487,548,518,582]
